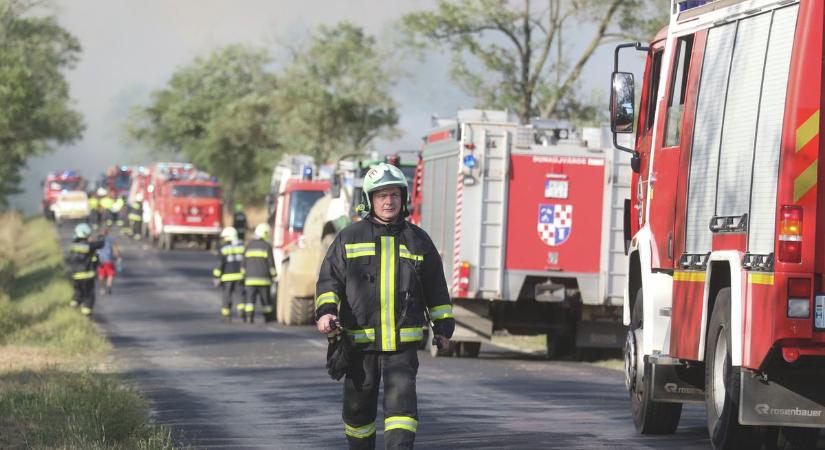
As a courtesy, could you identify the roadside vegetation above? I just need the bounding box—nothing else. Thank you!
[0,213,177,450]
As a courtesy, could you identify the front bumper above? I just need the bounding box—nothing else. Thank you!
[162,225,221,235]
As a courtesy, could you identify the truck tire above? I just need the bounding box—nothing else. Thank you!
[167,234,175,250]
[546,332,573,360]
[705,287,760,449]
[459,342,481,357]
[627,287,682,434]
[762,426,820,449]
[276,263,289,325]
[277,262,314,326]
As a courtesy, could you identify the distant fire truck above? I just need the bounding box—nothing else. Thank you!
[41,170,85,221]
[146,163,223,250]
[417,109,630,358]
[611,0,825,447]
[104,166,132,199]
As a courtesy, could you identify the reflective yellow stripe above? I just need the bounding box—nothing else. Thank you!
[380,236,397,351]
[794,160,817,202]
[346,242,376,258]
[72,271,95,280]
[348,328,376,343]
[749,273,775,285]
[345,422,376,438]
[399,326,424,342]
[221,308,231,316]
[236,303,245,311]
[796,110,819,153]
[128,214,141,221]
[71,244,90,253]
[212,268,222,277]
[220,273,244,282]
[316,291,339,309]
[221,246,245,255]
[245,277,272,286]
[673,271,706,282]
[384,416,418,433]
[244,304,255,312]
[245,250,268,258]
[429,304,454,320]
[399,245,423,261]
[80,306,92,316]
[263,306,273,313]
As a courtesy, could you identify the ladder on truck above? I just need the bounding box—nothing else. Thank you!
[476,129,510,297]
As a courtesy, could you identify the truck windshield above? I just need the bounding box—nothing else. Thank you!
[49,180,81,191]
[114,174,130,190]
[170,184,220,198]
[289,190,325,232]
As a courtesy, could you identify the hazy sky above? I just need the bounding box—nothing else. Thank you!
[13,0,627,213]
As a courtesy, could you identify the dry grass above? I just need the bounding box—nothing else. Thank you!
[0,214,178,450]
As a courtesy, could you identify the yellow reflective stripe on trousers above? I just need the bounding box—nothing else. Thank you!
[220,273,244,282]
[245,250,268,258]
[316,291,339,309]
[348,328,376,343]
[245,277,272,286]
[380,236,396,351]
[345,242,376,258]
[399,244,423,261]
[429,304,454,320]
[384,416,418,433]
[345,421,376,438]
[399,326,424,342]
[212,268,222,277]
[72,271,95,280]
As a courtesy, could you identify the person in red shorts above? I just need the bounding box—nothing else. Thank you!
[96,227,121,295]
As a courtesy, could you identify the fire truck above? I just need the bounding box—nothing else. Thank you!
[41,170,86,221]
[611,0,825,447]
[146,163,223,250]
[276,153,417,325]
[265,155,330,324]
[104,166,132,199]
[418,110,630,358]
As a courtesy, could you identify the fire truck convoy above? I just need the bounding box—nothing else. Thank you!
[611,0,825,447]
[145,163,223,250]
[42,170,86,222]
[418,109,630,358]
[103,165,132,199]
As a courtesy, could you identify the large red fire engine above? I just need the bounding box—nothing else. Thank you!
[612,0,825,447]
[146,162,223,250]
[104,166,132,199]
[417,110,629,358]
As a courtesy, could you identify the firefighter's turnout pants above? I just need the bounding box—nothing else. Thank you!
[72,279,96,315]
[221,281,244,318]
[245,286,274,320]
[344,346,419,450]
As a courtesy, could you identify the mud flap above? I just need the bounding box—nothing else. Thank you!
[650,363,704,403]
[739,367,825,428]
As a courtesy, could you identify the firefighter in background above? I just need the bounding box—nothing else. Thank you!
[67,223,105,316]
[88,191,99,228]
[233,203,247,241]
[243,223,276,323]
[213,227,245,322]
[111,195,126,228]
[99,189,115,226]
[127,194,143,239]
[316,163,455,449]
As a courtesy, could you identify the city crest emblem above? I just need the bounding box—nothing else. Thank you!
[537,204,572,247]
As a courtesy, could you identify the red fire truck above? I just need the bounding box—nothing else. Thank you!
[41,170,85,221]
[417,110,629,358]
[611,0,825,447]
[104,166,132,199]
[146,163,223,250]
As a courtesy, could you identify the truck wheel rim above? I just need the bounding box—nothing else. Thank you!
[712,327,727,416]
[624,329,636,391]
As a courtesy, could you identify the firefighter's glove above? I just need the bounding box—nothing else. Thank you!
[212,278,220,288]
[326,329,353,381]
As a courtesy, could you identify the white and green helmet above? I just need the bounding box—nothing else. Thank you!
[74,223,92,239]
[361,162,409,217]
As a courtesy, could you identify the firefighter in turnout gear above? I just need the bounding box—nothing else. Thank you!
[67,223,105,316]
[316,163,454,450]
[243,223,276,323]
[127,194,143,239]
[99,191,115,226]
[213,227,245,322]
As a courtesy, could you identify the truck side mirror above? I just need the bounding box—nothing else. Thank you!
[610,72,635,134]
[331,176,341,199]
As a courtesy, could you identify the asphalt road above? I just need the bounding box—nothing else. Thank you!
[59,226,713,449]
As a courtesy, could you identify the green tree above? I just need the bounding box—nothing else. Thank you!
[126,44,278,207]
[401,0,668,123]
[0,0,84,208]
[274,22,399,163]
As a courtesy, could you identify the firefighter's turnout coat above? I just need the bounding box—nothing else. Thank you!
[316,217,455,352]
[243,238,276,286]
[68,238,104,280]
[213,239,245,283]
